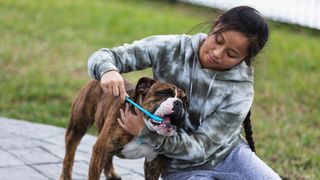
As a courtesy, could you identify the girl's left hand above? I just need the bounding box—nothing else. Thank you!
[117,104,145,136]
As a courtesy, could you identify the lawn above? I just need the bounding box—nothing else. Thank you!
[0,0,319,179]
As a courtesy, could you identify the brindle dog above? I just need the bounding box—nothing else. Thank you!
[60,77,189,180]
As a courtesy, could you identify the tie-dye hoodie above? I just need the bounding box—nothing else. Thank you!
[88,33,253,173]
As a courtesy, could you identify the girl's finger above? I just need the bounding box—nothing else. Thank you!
[107,84,114,95]
[119,83,127,102]
[125,104,130,115]
[112,84,119,96]
[117,118,126,129]
[134,107,143,118]
[102,86,108,94]
[120,108,125,120]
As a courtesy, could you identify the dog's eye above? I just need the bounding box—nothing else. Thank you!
[156,90,174,97]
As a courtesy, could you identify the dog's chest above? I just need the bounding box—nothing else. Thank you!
[118,138,158,162]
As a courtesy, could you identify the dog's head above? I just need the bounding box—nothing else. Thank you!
[131,77,191,136]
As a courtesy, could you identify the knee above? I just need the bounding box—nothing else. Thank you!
[241,160,281,180]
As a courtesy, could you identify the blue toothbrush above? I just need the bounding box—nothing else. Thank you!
[125,96,162,123]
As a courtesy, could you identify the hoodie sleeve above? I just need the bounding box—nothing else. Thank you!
[87,35,182,80]
[138,83,253,162]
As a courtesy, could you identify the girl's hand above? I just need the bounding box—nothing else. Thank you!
[118,104,145,136]
[101,70,128,101]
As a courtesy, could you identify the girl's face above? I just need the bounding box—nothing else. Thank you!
[199,29,249,71]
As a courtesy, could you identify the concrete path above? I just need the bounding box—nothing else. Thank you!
[0,117,146,180]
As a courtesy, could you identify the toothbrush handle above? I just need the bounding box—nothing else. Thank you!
[125,97,162,122]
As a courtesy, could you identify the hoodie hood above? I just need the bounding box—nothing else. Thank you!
[191,33,253,83]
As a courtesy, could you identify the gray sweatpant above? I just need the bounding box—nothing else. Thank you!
[163,143,281,180]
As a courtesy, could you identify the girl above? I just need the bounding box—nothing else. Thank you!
[88,6,281,180]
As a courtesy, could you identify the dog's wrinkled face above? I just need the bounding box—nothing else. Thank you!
[134,77,188,136]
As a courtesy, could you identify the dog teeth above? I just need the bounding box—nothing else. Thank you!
[164,117,170,123]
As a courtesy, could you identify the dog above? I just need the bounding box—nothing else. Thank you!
[60,77,190,180]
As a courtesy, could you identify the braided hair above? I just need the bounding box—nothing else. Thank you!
[243,110,255,152]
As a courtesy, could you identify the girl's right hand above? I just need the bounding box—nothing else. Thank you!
[100,70,128,102]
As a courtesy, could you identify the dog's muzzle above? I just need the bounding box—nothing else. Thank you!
[147,98,186,136]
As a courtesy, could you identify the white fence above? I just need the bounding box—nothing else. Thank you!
[180,0,320,30]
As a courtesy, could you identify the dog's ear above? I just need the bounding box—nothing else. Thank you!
[135,77,156,96]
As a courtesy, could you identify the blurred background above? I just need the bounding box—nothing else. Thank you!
[0,0,319,179]
[183,0,320,30]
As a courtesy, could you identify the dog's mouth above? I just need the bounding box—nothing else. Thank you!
[148,110,176,136]
[153,111,176,127]
[145,98,183,136]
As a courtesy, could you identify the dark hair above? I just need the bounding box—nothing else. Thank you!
[243,110,255,152]
[211,6,269,66]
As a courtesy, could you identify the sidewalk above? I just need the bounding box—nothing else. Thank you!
[0,117,145,180]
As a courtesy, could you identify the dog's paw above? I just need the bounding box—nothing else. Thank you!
[107,177,122,180]
[106,172,122,180]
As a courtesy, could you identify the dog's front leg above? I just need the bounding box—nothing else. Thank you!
[103,157,121,180]
[89,122,131,180]
[88,129,116,180]
[144,155,165,180]
[88,138,108,180]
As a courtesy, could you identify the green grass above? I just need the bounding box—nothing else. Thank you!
[252,22,320,179]
[0,0,319,179]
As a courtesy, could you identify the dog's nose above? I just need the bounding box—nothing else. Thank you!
[173,100,183,110]
[173,100,184,116]
[172,100,185,125]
